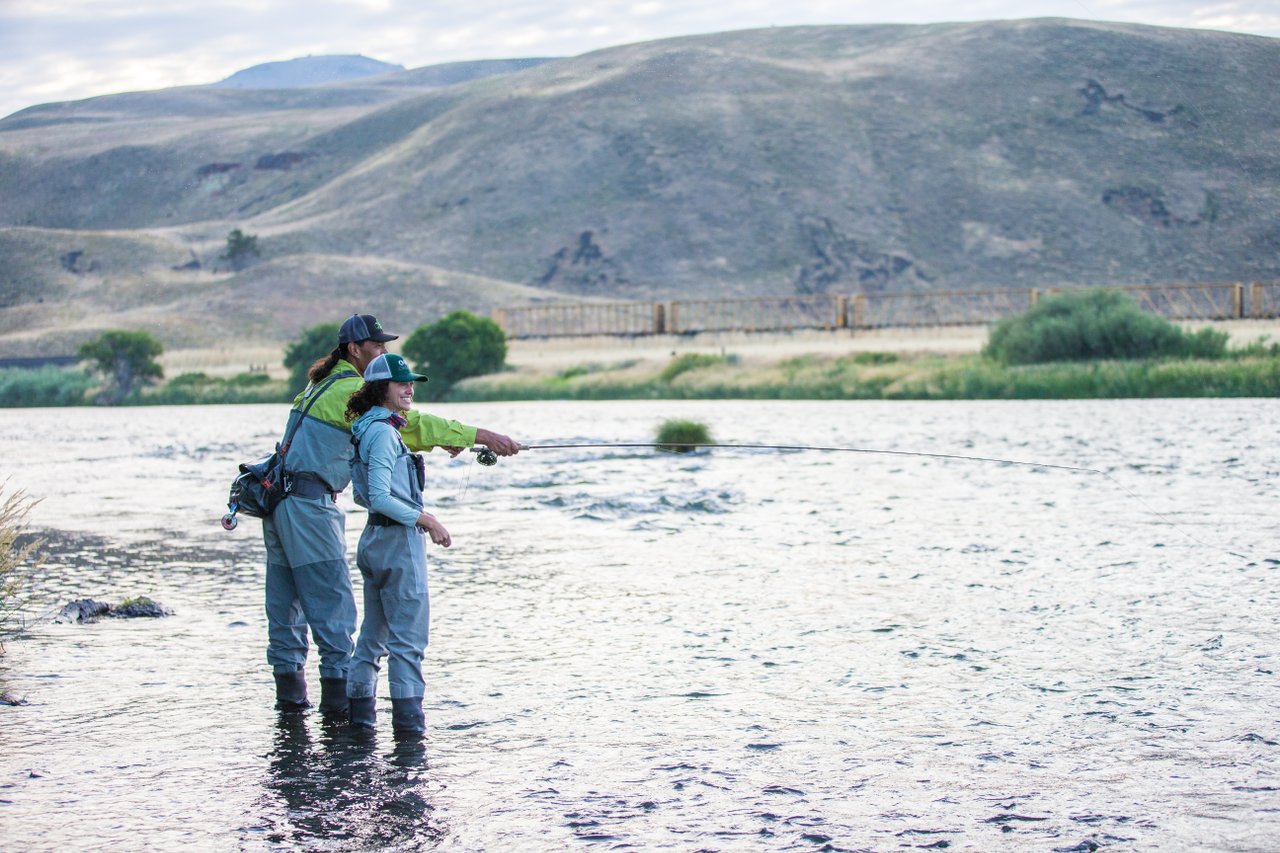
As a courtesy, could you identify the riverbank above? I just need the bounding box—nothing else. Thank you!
[450,349,1280,401]
[2,321,1277,406]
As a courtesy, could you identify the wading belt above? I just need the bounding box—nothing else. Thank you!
[366,512,399,526]
[289,474,337,501]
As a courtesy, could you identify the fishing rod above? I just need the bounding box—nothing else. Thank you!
[471,443,1103,474]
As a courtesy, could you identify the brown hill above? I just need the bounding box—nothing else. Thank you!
[0,19,1276,357]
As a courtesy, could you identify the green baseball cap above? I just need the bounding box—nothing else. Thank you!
[363,353,427,382]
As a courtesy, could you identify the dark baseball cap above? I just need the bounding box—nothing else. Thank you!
[338,313,398,344]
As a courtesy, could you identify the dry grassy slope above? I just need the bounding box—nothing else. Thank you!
[0,19,1277,358]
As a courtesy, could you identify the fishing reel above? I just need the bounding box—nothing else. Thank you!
[473,447,499,466]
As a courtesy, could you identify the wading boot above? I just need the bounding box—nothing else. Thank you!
[391,697,425,736]
[273,669,310,714]
[318,677,349,718]
[348,696,376,730]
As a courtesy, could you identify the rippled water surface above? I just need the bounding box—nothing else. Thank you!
[1,399,1277,851]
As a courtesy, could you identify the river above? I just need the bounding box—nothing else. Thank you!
[0,399,1276,851]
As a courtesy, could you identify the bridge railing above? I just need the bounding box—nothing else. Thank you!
[494,282,1276,339]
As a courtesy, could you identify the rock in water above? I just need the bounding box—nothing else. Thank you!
[53,599,112,623]
[53,596,173,622]
[112,597,173,618]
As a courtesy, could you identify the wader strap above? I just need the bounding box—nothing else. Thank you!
[281,370,359,455]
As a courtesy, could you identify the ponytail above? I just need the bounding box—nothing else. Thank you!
[307,346,345,384]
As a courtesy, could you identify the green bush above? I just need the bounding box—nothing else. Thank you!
[655,418,712,452]
[0,366,95,407]
[403,310,507,399]
[168,372,212,387]
[984,289,1229,365]
[658,353,728,383]
[283,323,340,391]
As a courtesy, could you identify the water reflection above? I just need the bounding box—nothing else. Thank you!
[251,715,440,850]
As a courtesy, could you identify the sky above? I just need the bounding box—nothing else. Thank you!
[1,0,1277,119]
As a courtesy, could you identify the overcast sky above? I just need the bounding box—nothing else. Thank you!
[1,0,1277,119]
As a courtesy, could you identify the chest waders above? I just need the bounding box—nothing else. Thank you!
[262,370,360,717]
[346,415,431,735]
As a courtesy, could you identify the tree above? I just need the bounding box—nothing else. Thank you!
[221,228,260,271]
[403,310,507,398]
[283,323,340,391]
[78,330,164,404]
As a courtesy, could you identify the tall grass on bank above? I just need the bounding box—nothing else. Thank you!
[0,486,40,652]
[0,366,95,407]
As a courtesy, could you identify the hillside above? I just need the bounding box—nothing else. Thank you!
[0,19,1277,357]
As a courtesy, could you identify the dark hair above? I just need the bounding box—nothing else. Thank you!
[308,345,345,384]
[346,379,391,422]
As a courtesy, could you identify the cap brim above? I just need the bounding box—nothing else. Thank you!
[369,332,399,342]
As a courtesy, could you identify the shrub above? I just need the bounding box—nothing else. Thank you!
[0,366,95,407]
[403,310,507,399]
[655,418,712,452]
[984,289,1229,365]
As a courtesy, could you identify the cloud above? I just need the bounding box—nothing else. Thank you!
[0,0,1277,118]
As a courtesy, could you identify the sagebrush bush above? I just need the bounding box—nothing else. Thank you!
[984,289,1229,364]
[655,418,712,452]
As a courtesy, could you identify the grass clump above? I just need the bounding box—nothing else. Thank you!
[0,486,40,652]
[655,418,712,452]
[984,289,1229,364]
[659,353,729,383]
[848,351,899,365]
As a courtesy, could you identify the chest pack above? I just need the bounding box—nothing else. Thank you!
[221,370,358,530]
